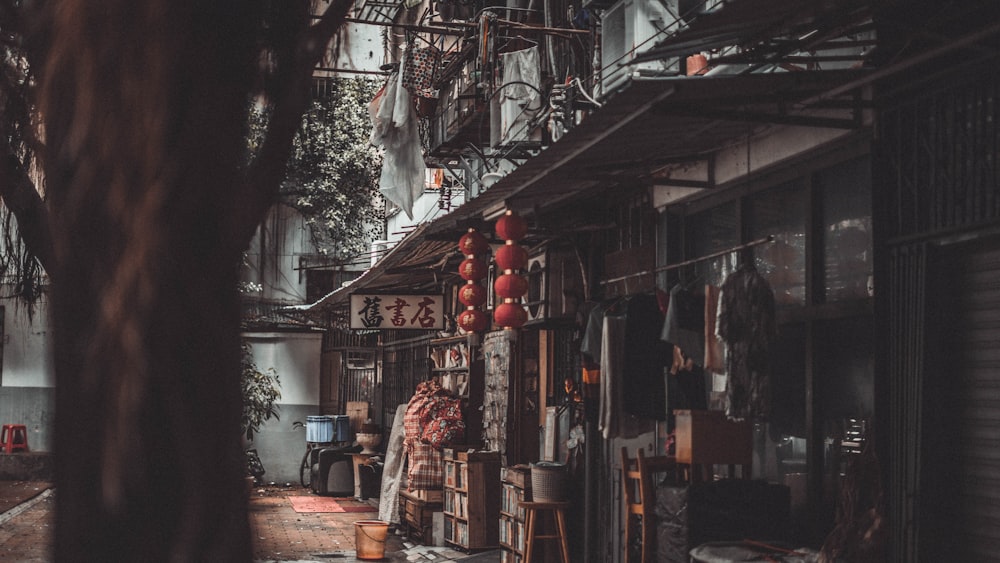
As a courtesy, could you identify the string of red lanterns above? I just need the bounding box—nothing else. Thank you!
[493,210,528,330]
[456,228,489,332]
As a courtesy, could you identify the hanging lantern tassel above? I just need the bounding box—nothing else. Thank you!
[493,210,529,330]
[457,228,490,333]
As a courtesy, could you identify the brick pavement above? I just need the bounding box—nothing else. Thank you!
[249,487,395,560]
[0,487,54,562]
[0,483,495,562]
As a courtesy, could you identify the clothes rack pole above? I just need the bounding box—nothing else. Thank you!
[598,235,774,286]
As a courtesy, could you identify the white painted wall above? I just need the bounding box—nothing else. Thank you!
[242,203,313,303]
[2,295,54,388]
[313,0,385,75]
[242,331,324,484]
[0,291,56,452]
[384,176,467,247]
[243,331,323,407]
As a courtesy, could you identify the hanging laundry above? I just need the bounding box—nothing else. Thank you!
[661,283,706,363]
[369,68,425,220]
[704,284,726,373]
[718,263,776,421]
[622,293,671,421]
[402,379,463,489]
[598,315,625,440]
[498,46,541,145]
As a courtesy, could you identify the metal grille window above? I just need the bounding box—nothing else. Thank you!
[339,349,377,405]
[609,189,656,252]
[380,331,431,428]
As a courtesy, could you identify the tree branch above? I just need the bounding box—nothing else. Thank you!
[0,148,54,272]
[235,0,355,245]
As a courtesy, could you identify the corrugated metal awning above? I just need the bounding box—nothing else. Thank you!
[423,68,869,236]
[633,0,874,66]
[303,68,871,318]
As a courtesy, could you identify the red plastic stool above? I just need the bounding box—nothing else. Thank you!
[1,425,29,453]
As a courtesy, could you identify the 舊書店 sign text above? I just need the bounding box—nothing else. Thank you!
[349,294,446,330]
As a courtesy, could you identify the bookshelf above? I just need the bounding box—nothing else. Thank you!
[443,449,501,551]
[429,334,484,435]
[499,466,531,563]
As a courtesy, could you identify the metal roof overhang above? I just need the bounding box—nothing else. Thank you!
[303,221,461,311]
[424,68,870,234]
[633,0,873,66]
[304,69,870,316]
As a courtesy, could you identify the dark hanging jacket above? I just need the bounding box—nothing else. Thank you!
[718,264,776,420]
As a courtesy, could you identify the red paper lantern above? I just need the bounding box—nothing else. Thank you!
[495,210,528,242]
[458,229,489,256]
[494,301,527,329]
[458,257,487,281]
[458,282,487,307]
[494,273,528,299]
[495,243,528,271]
[457,308,489,332]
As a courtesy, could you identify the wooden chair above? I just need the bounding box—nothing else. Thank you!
[621,447,676,563]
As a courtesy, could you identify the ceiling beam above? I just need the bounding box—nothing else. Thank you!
[655,104,861,129]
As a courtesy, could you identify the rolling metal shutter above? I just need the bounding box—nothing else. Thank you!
[929,237,1000,559]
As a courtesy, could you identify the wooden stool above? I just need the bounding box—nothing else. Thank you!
[519,501,570,563]
[1,425,28,453]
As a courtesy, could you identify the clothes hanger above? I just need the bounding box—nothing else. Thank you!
[683,271,705,291]
[498,34,539,50]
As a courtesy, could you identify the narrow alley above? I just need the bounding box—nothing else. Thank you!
[0,481,499,562]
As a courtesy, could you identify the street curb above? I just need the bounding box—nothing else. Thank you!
[0,487,53,525]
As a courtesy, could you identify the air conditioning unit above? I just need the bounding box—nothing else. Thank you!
[524,246,584,326]
[600,0,681,97]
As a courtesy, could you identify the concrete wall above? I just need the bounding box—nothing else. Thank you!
[653,115,870,207]
[1,296,56,452]
[242,203,314,303]
[242,331,324,484]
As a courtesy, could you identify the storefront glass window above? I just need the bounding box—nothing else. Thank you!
[817,156,872,302]
[815,315,875,533]
[750,180,807,307]
[686,200,739,287]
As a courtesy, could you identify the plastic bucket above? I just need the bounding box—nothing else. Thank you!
[306,415,334,443]
[354,520,389,560]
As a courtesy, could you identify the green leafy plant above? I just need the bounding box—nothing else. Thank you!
[241,341,282,442]
[247,77,385,264]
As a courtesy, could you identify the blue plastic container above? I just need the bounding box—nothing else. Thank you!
[332,414,353,442]
[306,415,334,443]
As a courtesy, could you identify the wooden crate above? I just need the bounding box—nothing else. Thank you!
[345,401,368,433]
[674,409,753,467]
[458,450,500,462]
[399,490,443,545]
[502,465,532,491]
[412,489,443,503]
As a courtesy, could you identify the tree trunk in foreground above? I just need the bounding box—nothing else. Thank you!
[41,3,259,560]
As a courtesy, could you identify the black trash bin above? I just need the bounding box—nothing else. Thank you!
[310,445,358,496]
[358,460,383,500]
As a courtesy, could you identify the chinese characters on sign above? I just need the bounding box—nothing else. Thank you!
[349,294,446,330]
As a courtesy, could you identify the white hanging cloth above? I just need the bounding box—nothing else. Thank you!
[369,66,426,220]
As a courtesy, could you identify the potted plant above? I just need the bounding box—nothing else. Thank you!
[241,341,281,487]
